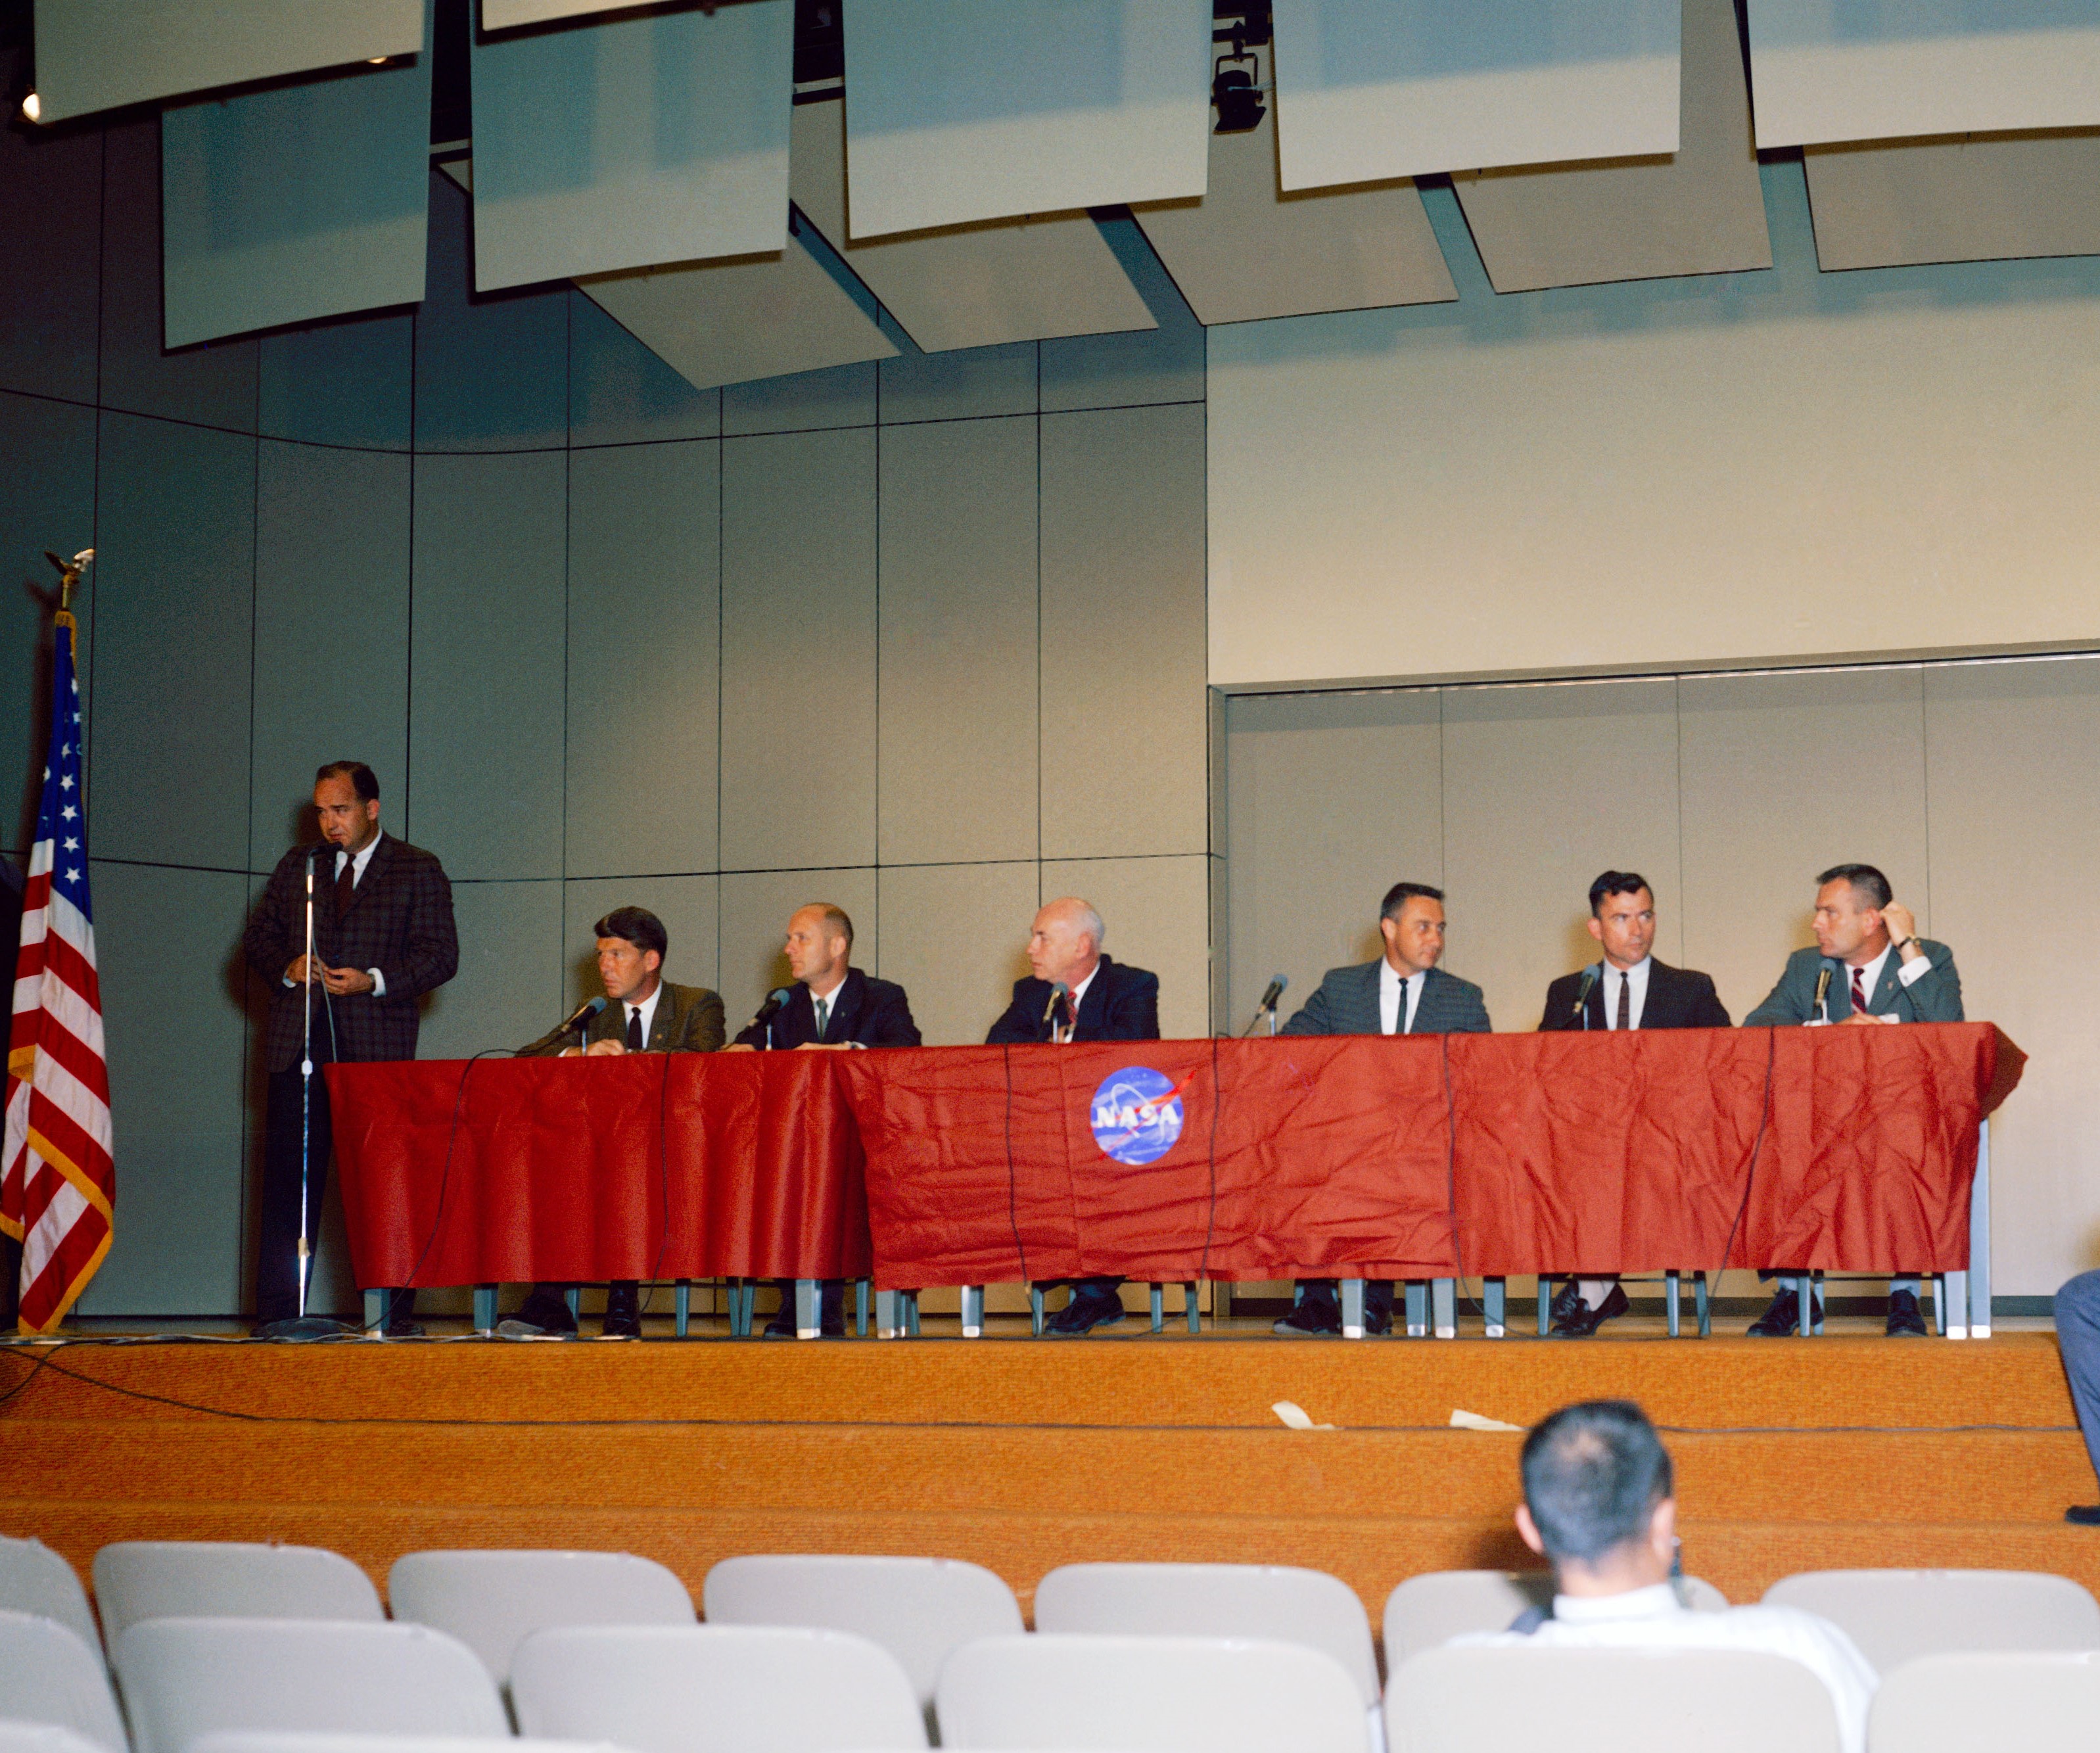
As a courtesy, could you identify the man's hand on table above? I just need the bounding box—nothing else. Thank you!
[580,1038,626,1057]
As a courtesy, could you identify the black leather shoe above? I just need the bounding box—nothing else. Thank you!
[1886,1288,1929,1337]
[1046,1289,1126,1335]
[1746,1288,1822,1336]
[1547,1279,1585,1324]
[2066,1505,2100,1526]
[380,1319,426,1339]
[1550,1282,1629,1338]
[1272,1301,1340,1336]
[601,1284,642,1339]
[499,1285,578,1339]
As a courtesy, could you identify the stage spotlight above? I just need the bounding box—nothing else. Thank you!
[21,91,39,122]
[1210,3,1271,135]
[1211,61,1263,133]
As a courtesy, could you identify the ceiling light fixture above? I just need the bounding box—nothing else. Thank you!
[1211,3,1272,135]
[21,91,40,122]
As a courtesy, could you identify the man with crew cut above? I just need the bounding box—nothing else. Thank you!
[1535,871,1731,1338]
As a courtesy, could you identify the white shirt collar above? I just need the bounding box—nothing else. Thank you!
[1848,943,1892,1005]
[626,980,663,1047]
[334,832,382,882]
[1551,1582,1685,1623]
[1057,964,1100,1040]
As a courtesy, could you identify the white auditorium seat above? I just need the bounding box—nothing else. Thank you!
[1386,1644,1840,1753]
[193,1737,615,1753]
[1033,1562,1379,1706]
[0,1613,128,1753]
[92,1543,381,1648]
[0,1537,100,1652]
[1867,1650,2100,1753]
[935,1632,1369,1753]
[511,1623,927,1753]
[703,1554,1022,1708]
[1762,1569,2100,1672]
[0,1724,114,1753]
[1382,1570,1727,1667]
[111,1618,507,1753]
[388,1549,694,1683]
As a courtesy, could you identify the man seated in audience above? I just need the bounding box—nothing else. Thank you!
[987,897,1160,1336]
[1273,881,1489,1336]
[503,905,725,1338]
[1453,1400,1876,1753]
[2053,1270,2100,1525]
[723,902,921,1338]
[1743,864,1963,1338]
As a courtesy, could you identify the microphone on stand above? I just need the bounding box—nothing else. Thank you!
[753,986,793,1050]
[559,994,608,1038]
[1572,964,1600,1028]
[1242,974,1288,1037]
[1042,980,1070,1040]
[1812,965,1832,1025]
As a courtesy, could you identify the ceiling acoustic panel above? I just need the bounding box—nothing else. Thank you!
[162,13,434,348]
[482,0,661,25]
[841,0,1212,237]
[1132,101,1455,322]
[1804,129,2100,271]
[1271,0,1681,192]
[31,0,422,124]
[1453,0,1770,293]
[790,99,1155,353]
[469,0,793,291]
[576,223,897,394]
[1747,0,2100,149]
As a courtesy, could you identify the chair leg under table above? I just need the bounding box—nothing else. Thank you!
[473,1284,497,1334]
[1537,1275,1554,1338]
[1029,1284,1046,1336]
[1483,1277,1506,1338]
[1404,1280,1428,1338]
[674,1280,689,1338]
[854,1278,870,1337]
[960,1284,985,1338]
[1432,1277,1457,1338]
[1340,1278,1368,1338]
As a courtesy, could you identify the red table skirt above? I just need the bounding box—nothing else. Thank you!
[329,1024,2021,1290]
[328,1053,870,1285]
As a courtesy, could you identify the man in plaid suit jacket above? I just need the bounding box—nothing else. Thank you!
[243,761,457,1333]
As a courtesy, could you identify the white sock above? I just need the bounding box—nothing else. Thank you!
[1579,1278,1614,1309]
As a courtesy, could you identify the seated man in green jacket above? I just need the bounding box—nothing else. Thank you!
[1743,863,1963,1339]
[503,904,725,1338]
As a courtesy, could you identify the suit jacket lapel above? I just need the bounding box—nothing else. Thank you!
[645,984,678,1052]
[825,969,866,1044]
[1870,954,1903,1014]
[341,833,392,921]
[1076,959,1112,1035]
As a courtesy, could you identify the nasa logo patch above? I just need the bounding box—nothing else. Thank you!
[1088,1065,1186,1166]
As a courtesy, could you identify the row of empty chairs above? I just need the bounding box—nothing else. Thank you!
[5,1535,2100,1753]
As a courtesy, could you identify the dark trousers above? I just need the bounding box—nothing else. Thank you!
[1298,1278,1396,1320]
[260,1058,413,1327]
[2058,1271,2100,1485]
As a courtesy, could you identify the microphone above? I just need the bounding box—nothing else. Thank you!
[1573,964,1600,1022]
[559,994,608,1036]
[1042,980,1070,1035]
[753,987,793,1027]
[1812,965,1832,1023]
[1256,973,1288,1014]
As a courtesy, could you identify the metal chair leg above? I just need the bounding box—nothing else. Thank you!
[793,1278,820,1338]
[874,1288,900,1338]
[1695,1271,1711,1338]
[1431,1277,1456,1338]
[1666,1270,1681,1338]
[1405,1280,1428,1338]
[960,1285,985,1338]
[1150,1284,1165,1333]
[564,1285,582,1322]
[473,1284,498,1334]
[1340,1278,1368,1338]
[1537,1275,1554,1338]
[1185,1280,1200,1334]
[854,1278,870,1337]
[1030,1284,1046,1336]
[674,1279,690,1338]
[1483,1276,1506,1338]
[903,1292,920,1337]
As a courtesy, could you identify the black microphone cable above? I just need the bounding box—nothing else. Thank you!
[381,1044,515,1334]
[1001,1043,1029,1286]
[1712,1026,1781,1317]
[637,1048,675,1326]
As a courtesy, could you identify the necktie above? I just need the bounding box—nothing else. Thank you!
[626,1006,643,1051]
[1393,979,1406,1035]
[1851,965,1868,1016]
[1616,970,1631,1031]
[813,995,829,1042]
[334,852,356,922]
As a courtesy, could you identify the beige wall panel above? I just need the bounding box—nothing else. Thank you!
[1677,668,1928,1027]
[877,861,1039,1048]
[1923,657,2100,1294]
[1441,679,1683,1035]
[415,879,565,1061]
[1805,130,2100,271]
[791,99,1154,355]
[566,441,720,878]
[562,876,721,1012]
[578,231,896,397]
[1453,0,1771,293]
[720,427,877,871]
[1134,101,1456,325]
[1223,689,1443,1029]
[1040,404,1207,860]
[878,417,1038,866]
[718,867,879,1033]
[1042,854,1211,1042]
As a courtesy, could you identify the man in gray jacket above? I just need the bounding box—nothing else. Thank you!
[1743,863,1964,1338]
[1274,881,1490,1335]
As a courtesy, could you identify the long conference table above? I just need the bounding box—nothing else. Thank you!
[330,1023,2024,1341]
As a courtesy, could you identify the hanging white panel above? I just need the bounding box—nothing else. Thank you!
[1271,0,1680,191]
[32,0,421,124]
[1747,0,2100,149]
[482,0,649,25]
[162,8,434,348]
[843,0,1213,239]
[470,0,793,292]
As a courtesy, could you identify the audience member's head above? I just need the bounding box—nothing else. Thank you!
[1516,1399,1677,1594]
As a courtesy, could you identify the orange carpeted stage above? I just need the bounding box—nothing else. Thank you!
[2,1333,2093,1633]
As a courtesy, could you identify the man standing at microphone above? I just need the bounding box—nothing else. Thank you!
[1742,863,1964,1338]
[243,762,457,1336]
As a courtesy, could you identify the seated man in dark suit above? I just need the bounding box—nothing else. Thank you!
[724,902,920,1338]
[1743,862,1963,1338]
[1536,870,1732,1338]
[987,897,1160,1335]
[1275,881,1491,1336]
[503,905,725,1339]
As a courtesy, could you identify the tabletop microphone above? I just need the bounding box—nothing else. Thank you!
[1256,973,1288,1014]
[1042,981,1070,1035]
[1573,964,1600,1021]
[753,987,793,1027]
[1812,965,1832,1023]
[558,994,608,1035]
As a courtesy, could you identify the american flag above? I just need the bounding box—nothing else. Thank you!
[1,609,112,1334]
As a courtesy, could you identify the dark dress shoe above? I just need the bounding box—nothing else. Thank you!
[500,1284,579,1338]
[1886,1288,1929,1337]
[1046,1288,1127,1335]
[1746,1287,1821,1336]
[381,1320,426,1339]
[601,1282,642,1339]
[2066,1505,2100,1526]
[1273,1301,1340,1336]
[1550,1282,1629,1338]
[1547,1279,1586,1323]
